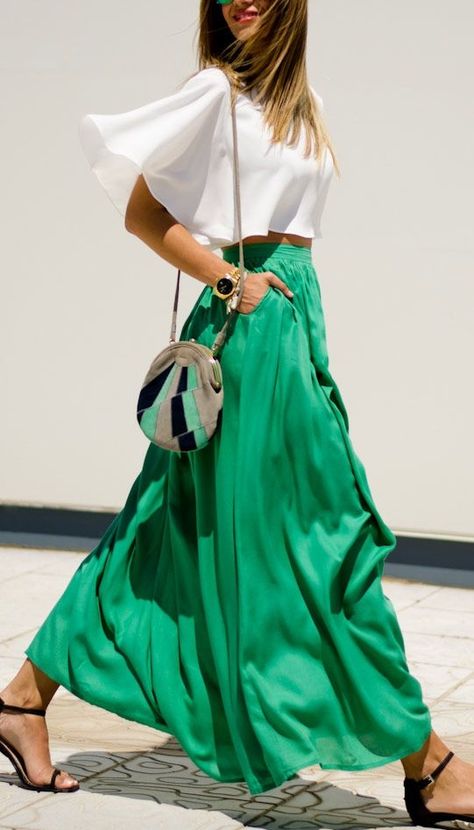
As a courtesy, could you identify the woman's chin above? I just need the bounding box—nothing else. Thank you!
[235,23,259,42]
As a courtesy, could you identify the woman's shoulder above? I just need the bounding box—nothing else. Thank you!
[179,65,231,95]
[180,69,323,111]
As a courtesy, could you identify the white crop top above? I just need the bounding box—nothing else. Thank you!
[78,66,334,250]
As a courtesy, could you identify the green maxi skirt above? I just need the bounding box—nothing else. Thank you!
[26,242,432,795]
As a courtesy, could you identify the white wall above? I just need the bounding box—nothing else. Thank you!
[2,1,473,538]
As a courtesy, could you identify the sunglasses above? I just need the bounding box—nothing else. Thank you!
[215,0,234,4]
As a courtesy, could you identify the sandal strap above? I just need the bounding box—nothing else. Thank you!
[415,750,455,790]
[0,696,46,718]
[50,768,61,788]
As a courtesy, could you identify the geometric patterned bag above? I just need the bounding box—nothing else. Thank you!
[136,333,224,452]
[136,84,246,452]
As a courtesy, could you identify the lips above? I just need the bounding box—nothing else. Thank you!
[234,9,259,22]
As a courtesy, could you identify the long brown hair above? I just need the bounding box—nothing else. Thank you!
[195,0,341,176]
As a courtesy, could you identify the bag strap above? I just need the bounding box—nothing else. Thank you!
[169,77,246,356]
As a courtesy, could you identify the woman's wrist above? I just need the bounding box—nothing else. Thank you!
[212,266,241,300]
[207,261,241,288]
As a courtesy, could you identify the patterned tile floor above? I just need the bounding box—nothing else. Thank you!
[0,546,473,829]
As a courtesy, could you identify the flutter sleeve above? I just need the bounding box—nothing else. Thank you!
[78,67,233,246]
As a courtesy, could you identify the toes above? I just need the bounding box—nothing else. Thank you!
[54,769,79,790]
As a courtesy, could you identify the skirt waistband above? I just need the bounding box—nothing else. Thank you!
[222,242,313,266]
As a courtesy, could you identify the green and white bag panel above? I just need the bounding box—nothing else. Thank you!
[137,347,223,452]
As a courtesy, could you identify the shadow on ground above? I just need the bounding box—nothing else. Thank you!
[0,739,412,830]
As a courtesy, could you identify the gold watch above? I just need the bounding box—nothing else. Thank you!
[212,266,241,300]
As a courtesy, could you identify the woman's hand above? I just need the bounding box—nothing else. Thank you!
[236,271,294,315]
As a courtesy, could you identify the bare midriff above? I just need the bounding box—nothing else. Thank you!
[222,230,312,249]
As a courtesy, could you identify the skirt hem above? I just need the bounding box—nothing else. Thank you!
[25,647,432,797]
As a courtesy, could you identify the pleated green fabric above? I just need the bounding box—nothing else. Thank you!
[26,243,431,795]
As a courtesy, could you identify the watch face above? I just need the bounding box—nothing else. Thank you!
[216,277,233,296]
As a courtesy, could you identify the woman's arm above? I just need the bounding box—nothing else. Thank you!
[124,174,234,287]
[124,174,294,313]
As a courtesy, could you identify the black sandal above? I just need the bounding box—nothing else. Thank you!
[0,696,79,793]
[404,750,474,827]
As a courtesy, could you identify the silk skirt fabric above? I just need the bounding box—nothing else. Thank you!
[26,242,432,795]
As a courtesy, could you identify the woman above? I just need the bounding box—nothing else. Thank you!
[1,0,473,823]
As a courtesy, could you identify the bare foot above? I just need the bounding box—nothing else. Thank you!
[0,697,79,791]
